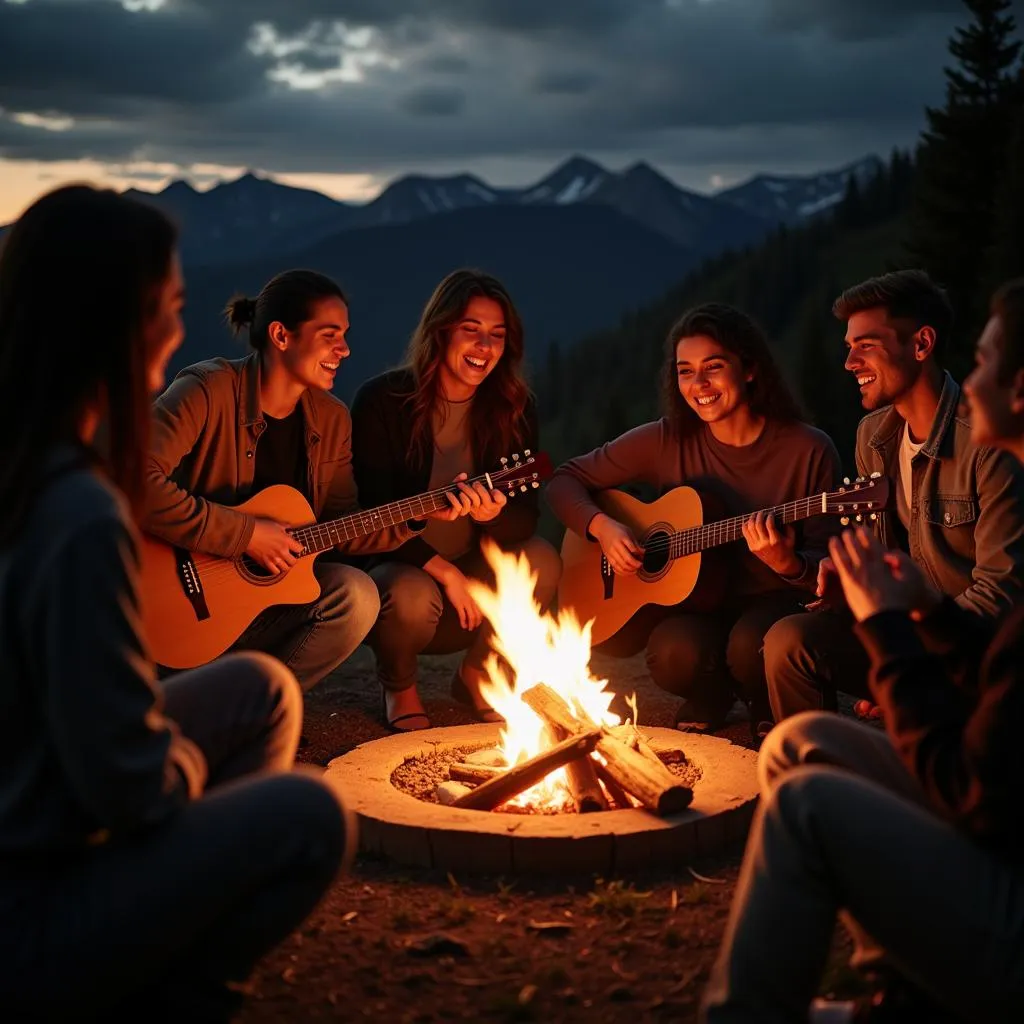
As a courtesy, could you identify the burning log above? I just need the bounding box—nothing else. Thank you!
[522,684,692,816]
[448,762,502,785]
[539,725,607,813]
[450,728,602,811]
[592,762,634,809]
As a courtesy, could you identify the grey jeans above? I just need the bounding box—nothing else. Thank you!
[0,653,354,1022]
[232,561,381,691]
[701,711,1024,1023]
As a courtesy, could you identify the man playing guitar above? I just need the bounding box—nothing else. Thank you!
[143,269,468,691]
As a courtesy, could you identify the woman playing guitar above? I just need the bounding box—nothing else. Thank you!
[547,303,842,739]
[352,269,562,731]
[143,270,467,691]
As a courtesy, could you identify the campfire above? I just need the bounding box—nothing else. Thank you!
[434,540,693,817]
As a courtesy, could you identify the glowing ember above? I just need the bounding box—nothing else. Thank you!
[466,539,635,810]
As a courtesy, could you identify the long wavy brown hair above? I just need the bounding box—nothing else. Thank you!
[662,302,805,440]
[405,269,530,467]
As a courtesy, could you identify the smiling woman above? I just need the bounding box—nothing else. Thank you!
[546,302,842,740]
[351,268,562,733]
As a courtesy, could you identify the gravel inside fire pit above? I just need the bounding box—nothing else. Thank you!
[390,742,703,811]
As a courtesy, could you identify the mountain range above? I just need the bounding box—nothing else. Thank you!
[0,153,881,397]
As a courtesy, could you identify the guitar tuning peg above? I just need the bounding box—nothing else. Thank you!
[511,453,520,461]
[855,514,863,523]
[855,476,865,483]
[524,448,531,456]
[840,516,850,526]
[870,513,878,521]
[870,471,881,478]
[500,456,508,465]
[843,477,850,485]
[520,484,527,493]
[531,482,539,488]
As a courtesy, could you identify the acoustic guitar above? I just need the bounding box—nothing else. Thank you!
[557,474,892,645]
[142,450,553,669]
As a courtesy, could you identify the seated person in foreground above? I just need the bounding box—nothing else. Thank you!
[143,269,465,691]
[546,303,841,738]
[0,185,352,1022]
[763,269,1024,726]
[351,269,561,731]
[702,278,1024,1024]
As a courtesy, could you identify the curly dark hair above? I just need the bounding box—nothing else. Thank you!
[405,268,530,466]
[662,302,804,439]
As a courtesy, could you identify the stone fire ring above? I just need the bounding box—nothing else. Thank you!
[325,724,759,876]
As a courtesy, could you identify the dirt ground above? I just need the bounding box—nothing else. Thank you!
[239,649,860,1023]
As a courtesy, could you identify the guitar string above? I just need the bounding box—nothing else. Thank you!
[178,470,543,585]
[637,489,880,559]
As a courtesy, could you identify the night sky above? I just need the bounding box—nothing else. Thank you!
[0,0,1020,217]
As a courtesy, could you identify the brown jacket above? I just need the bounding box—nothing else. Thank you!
[143,352,418,559]
[856,371,1024,620]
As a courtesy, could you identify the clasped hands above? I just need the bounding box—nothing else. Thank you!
[820,526,941,623]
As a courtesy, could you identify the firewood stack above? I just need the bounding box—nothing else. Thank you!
[445,683,693,815]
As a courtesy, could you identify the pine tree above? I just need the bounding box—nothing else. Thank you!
[986,67,1024,290]
[906,0,1022,377]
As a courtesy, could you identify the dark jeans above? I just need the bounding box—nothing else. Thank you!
[598,592,808,728]
[762,608,872,723]
[367,536,562,692]
[0,653,353,1022]
[232,561,381,692]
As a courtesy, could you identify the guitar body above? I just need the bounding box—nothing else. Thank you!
[140,485,321,669]
[558,486,714,646]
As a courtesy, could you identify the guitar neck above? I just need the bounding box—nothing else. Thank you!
[290,480,479,556]
[669,493,828,559]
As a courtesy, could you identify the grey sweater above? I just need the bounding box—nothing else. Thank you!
[0,450,206,857]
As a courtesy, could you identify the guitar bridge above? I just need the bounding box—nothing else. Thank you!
[600,554,615,601]
[173,547,211,623]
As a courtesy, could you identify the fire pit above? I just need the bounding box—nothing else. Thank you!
[325,541,759,875]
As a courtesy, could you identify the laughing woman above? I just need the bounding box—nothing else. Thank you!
[351,269,561,731]
[546,303,841,740]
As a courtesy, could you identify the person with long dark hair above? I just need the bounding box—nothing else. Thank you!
[143,269,465,691]
[546,303,842,739]
[0,184,352,1021]
[351,268,561,731]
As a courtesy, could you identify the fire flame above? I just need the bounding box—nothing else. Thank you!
[466,539,630,809]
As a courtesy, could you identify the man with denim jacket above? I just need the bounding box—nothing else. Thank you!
[762,270,1024,726]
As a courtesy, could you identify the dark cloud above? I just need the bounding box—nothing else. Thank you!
[765,0,974,40]
[398,84,466,116]
[1,0,1020,189]
[532,69,600,96]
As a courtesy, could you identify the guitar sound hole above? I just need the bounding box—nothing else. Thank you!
[238,556,282,583]
[641,531,671,575]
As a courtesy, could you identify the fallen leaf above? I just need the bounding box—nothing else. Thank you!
[280,967,297,985]
[687,866,726,885]
[495,913,507,924]
[611,961,639,982]
[528,920,575,934]
[342,911,359,923]
[518,984,538,1005]
[670,889,679,911]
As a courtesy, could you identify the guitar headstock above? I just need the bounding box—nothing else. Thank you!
[486,450,554,496]
[824,472,893,526]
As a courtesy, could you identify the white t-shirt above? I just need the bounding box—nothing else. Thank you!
[897,423,926,527]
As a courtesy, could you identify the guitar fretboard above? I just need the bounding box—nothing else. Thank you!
[667,494,826,559]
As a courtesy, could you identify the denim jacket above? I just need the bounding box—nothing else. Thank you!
[855,372,1024,620]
